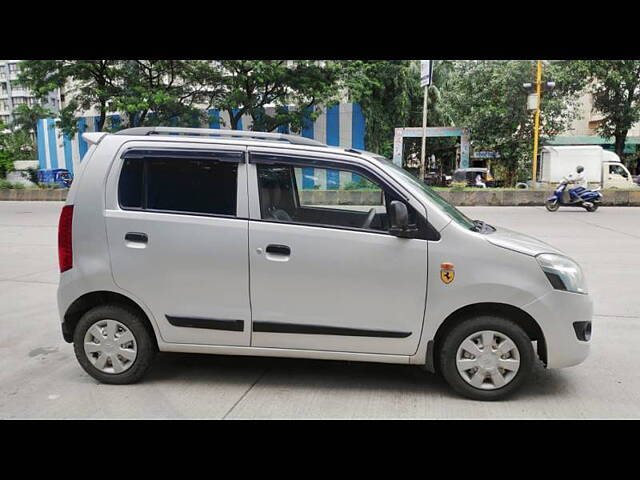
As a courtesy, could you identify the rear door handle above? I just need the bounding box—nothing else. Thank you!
[266,244,290,256]
[125,232,148,244]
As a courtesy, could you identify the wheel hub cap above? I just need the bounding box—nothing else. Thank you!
[455,330,520,390]
[83,319,137,374]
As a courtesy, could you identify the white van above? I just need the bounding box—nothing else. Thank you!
[57,127,592,400]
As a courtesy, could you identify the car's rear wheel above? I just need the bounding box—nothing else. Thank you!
[73,305,156,384]
[438,316,534,401]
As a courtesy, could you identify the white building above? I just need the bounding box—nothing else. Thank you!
[0,60,61,126]
[550,91,640,155]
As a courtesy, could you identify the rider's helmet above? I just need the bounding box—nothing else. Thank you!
[576,165,584,173]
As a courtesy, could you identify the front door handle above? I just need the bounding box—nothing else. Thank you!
[266,244,290,256]
[125,232,148,244]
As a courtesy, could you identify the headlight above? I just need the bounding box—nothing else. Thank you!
[536,254,588,294]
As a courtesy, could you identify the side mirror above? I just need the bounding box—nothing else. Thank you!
[388,200,417,237]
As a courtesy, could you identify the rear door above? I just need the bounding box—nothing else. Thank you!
[104,141,251,346]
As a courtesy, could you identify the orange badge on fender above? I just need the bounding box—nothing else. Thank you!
[440,262,455,284]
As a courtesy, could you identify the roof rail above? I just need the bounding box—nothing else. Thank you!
[114,126,327,147]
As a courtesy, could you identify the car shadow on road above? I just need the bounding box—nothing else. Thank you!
[145,352,571,402]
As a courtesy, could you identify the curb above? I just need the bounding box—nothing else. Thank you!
[0,189,68,201]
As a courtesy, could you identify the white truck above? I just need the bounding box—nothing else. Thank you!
[540,145,637,189]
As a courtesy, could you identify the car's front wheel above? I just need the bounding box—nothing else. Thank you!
[438,316,534,401]
[73,305,156,384]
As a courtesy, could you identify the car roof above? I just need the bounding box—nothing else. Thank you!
[106,127,386,166]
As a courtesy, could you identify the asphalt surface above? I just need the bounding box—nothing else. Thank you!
[1,202,639,419]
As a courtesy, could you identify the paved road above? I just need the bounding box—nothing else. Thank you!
[1,202,639,419]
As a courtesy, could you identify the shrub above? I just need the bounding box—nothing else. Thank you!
[0,179,25,189]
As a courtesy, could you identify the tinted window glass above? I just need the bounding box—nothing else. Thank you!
[146,159,237,215]
[118,155,238,216]
[119,158,143,208]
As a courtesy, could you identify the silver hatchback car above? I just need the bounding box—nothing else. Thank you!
[57,127,592,400]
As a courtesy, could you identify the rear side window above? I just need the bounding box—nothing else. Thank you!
[118,150,241,216]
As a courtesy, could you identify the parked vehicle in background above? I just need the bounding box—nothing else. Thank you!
[38,168,73,188]
[424,171,452,187]
[452,168,496,187]
[57,127,592,401]
[540,146,637,189]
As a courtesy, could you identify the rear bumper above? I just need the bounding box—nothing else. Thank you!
[521,290,592,368]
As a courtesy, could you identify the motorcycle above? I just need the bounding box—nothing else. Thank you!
[545,177,602,212]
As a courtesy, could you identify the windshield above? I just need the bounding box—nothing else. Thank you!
[383,161,476,229]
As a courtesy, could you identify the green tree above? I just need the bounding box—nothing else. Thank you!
[342,60,420,158]
[109,60,217,129]
[18,60,214,135]
[10,104,54,135]
[441,60,586,185]
[576,60,640,159]
[342,60,457,173]
[203,60,344,132]
[18,60,121,136]
[0,121,36,177]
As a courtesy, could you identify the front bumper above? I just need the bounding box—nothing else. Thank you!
[521,290,592,368]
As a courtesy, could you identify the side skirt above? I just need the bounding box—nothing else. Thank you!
[158,342,412,365]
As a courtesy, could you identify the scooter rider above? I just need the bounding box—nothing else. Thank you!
[565,165,588,199]
[546,165,602,212]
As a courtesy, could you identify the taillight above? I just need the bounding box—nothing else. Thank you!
[58,205,74,273]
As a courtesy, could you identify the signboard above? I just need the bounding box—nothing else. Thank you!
[420,60,433,87]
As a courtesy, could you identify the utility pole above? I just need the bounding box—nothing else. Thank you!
[531,60,542,190]
[420,60,433,181]
[420,86,428,180]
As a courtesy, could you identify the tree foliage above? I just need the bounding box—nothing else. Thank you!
[341,60,422,158]
[0,121,36,177]
[18,60,345,135]
[575,60,640,159]
[204,60,344,131]
[342,60,459,174]
[10,104,54,135]
[108,60,216,129]
[441,60,586,184]
[18,60,121,136]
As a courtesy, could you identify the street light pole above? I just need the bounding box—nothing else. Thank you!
[531,60,542,190]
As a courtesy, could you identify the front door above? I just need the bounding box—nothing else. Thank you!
[105,144,251,346]
[247,151,428,356]
[605,163,631,188]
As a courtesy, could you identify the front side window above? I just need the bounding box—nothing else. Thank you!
[609,164,628,178]
[118,151,239,216]
[256,160,419,234]
[384,160,476,230]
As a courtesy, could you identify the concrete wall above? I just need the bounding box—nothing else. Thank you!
[4,188,640,206]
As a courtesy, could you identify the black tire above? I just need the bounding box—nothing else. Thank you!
[545,199,559,212]
[73,304,156,384]
[585,203,599,212]
[438,316,534,401]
